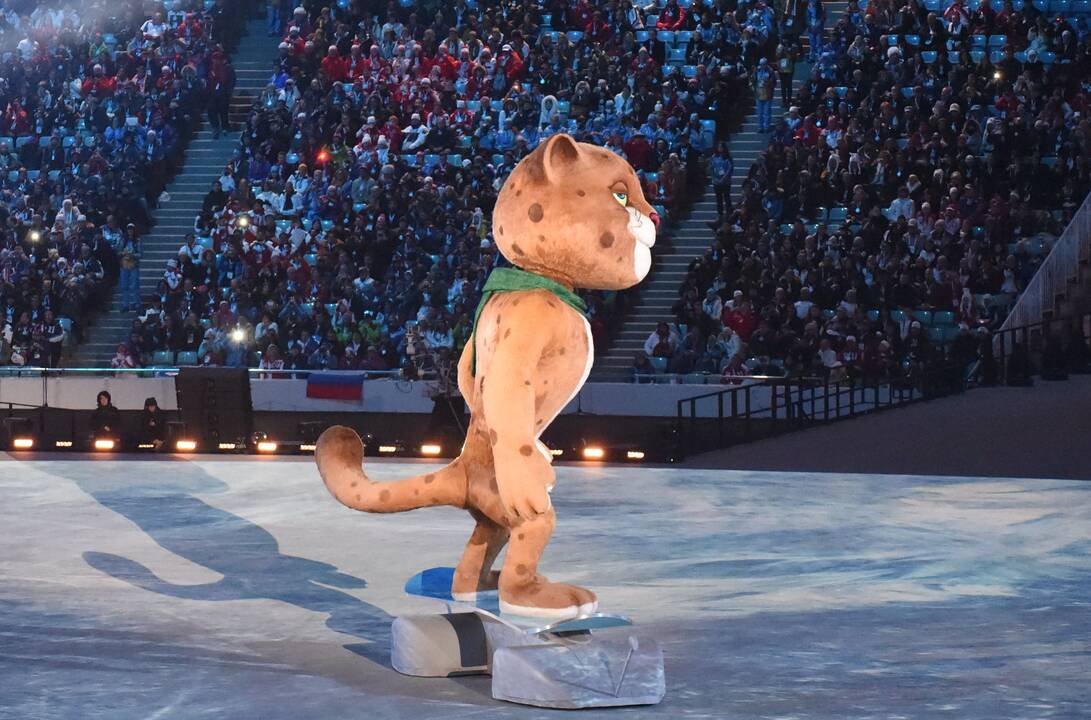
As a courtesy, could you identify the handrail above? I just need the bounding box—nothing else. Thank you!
[999,189,1091,331]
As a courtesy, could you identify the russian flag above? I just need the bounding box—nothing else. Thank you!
[306,372,365,401]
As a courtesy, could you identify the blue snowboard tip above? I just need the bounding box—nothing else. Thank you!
[404,566,456,601]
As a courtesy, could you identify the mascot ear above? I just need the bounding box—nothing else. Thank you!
[542,133,581,183]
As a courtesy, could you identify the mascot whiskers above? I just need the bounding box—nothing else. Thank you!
[315,134,658,618]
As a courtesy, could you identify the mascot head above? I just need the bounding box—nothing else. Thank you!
[492,134,659,290]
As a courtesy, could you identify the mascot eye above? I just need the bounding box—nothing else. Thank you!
[613,192,629,206]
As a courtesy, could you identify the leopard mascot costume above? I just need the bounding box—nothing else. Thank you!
[315,134,659,618]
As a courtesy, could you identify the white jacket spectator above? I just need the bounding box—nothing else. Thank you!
[402,113,430,151]
[884,187,915,221]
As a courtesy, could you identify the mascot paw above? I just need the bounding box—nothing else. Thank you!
[451,569,501,600]
[499,575,598,619]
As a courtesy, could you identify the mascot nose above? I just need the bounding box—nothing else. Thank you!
[648,211,660,229]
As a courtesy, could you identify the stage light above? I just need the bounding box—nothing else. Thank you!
[11,437,34,449]
[175,439,197,452]
[28,230,40,242]
[317,148,330,163]
[378,445,398,454]
[54,440,73,448]
[550,448,564,457]
[137,443,156,450]
[993,70,1002,80]
[626,450,646,461]
[582,446,605,460]
[230,327,246,343]
[218,442,238,451]
[237,215,250,228]
[300,443,317,452]
[420,443,442,456]
[93,439,116,451]
[256,440,278,453]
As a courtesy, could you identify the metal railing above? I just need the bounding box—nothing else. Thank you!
[990,311,1091,380]
[675,366,969,457]
[1000,190,1091,331]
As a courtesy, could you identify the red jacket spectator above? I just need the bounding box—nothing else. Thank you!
[723,304,758,340]
[623,133,655,171]
[321,47,350,83]
[656,2,687,30]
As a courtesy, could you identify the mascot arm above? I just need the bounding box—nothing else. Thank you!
[481,300,556,521]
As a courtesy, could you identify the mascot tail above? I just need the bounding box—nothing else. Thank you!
[315,426,466,513]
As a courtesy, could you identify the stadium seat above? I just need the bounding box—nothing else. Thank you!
[684,373,706,384]
[491,154,505,166]
[176,351,198,366]
[828,206,847,222]
[969,50,985,64]
[151,350,174,366]
[656,30,676,44]
[27,170,39,180]
[932,311,956,326]
[681,64,698,78]
[465,100,480,112]
[0,137,13,149]
[666,47,687,64]
[648,357,668,373]
[198,236,213,250]
[47,170,61,182]
[948,51,961,64]
[927,327,946,344]
[300,302,314,316]
[447,153,463,167]
[971,34,987,48]
[990,50,1006,64]
[885,34,899,46]
[1074,0,1091,12]
[62,135,77,148]
[890,309,907,324]
[1039,51,1057,65]
[987,35,1007,48]
[1049,0,1070,11]
[675,31,694,44]
[901,87,915,99]
[921,51,938,63]
[541,13,552,27]
[634,30,651,43]
[557,100,571,117]
[904,34,920,46]
[912,309,933,326]
[15,136,35,149]
[822,309,835,319]
[566,31,583,44]
[867,309,880,323]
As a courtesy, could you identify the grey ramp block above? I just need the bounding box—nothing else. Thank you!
[491,636,665,709]
[391,613,489,677]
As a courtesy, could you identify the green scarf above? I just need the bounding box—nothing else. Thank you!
[469,267,587,376]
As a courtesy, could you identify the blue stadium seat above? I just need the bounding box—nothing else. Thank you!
[1049,0,1070,11]
[176,351,198,366]
[969,50,985,64]
[990,50,1006,64]
[948,51,961,64]
[151,350,174,366]
[886,34,900,45]
[27,170,39,180]
[7,170,18,183]
[304,253,318,265]
[971,34,987,48]
[0,137,12,149]
[300,302,314,316]
[933,311,956,326]
[1074,0,1091,12]
[557,100,571,116]
[666,47,687,64]
[927,327,946,344]
[988,34,1007,47]
[921,50,938,63]
[635,30,651,43]
[912,309,933,326]
[566,31,584,44]
[675,30,694,44]
[904,34,920,46]
[648,357,668,373]
[465,100,480,112]
[1014,50,1028,63]
[822,308,835,319]
[47,170,60,182]
[890,309,907,324]
[541,13,552,27]
[828,206,847,221]
[62,135,76,148]
[1039,50,1057,64]
[447,153,463,167]
[320,219,334,232]
[901,87,915,98]
[867,309,881,323]
[198,236,213,250]
[656,30,677,44]
[15,136,35,149]
[681,64,698,78]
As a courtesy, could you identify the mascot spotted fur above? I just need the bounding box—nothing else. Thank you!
[314,134,658,619]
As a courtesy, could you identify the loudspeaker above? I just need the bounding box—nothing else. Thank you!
[175,367,253,449]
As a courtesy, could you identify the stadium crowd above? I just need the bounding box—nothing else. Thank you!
[648,0,1091,383]
[125,0,768,372]
[0,0,245,367]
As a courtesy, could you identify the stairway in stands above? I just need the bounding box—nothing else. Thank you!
[593,6,846,380]
[70,16,275,367]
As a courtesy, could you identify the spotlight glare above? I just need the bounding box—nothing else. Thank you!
[29,230,40,242]
[218,442,238,450]
[582,446,605,460]
[55,440,73,448]
[378,444,398,454]
[626,450,646,461]
[175,439,197,452]
[137,443,155,450]
[237,215,250,228]
[420,443,442,456]
[230,328,246,343]
[93,438,116,451]
[550,448,564,457]
[300,443,317,452]
[12,437,34,449]
[257,440,278,453]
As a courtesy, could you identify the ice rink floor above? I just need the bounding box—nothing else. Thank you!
[1,457,1089,719]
